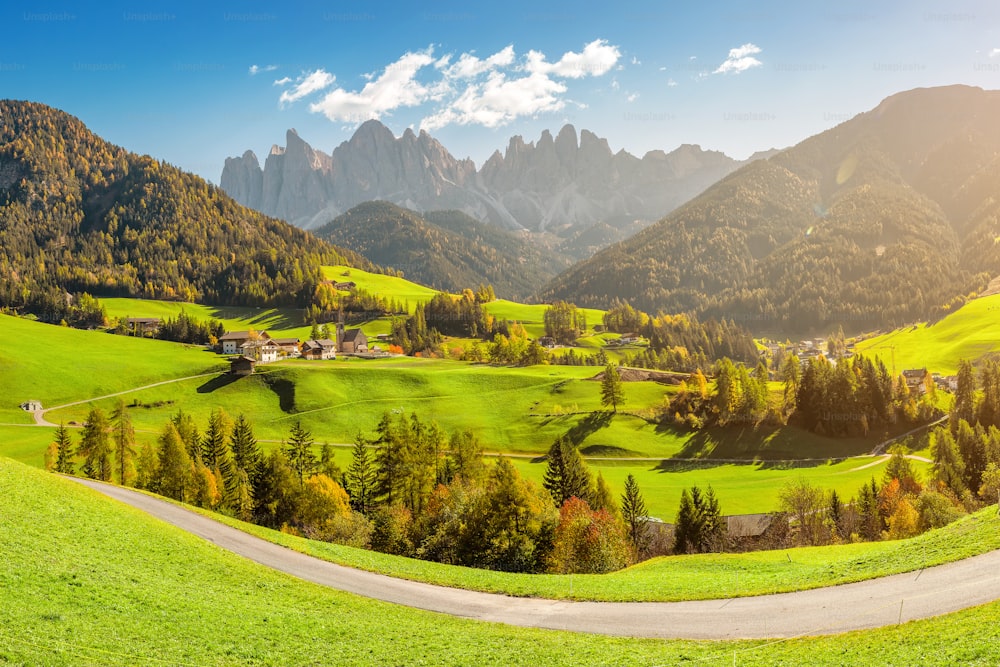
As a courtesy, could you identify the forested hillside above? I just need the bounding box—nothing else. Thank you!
[0,101,368,319]
[541,86,1000,335]
[315,201,562,299]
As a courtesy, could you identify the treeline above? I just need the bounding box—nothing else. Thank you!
[666,352,944,435]
[48,408,652,575]
[603,302,757,372]
[0,100,369,320]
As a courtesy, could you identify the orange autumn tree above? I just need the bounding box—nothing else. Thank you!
[549,497,632,574]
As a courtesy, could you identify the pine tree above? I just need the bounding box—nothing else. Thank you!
[931,426,968,497]
[951,359,976,433]
[157,422,193,501]
[78,407,112,481]
[285,420,317,483]
[110,399,136,486]
[53,423,75,474]
[620,473,649,554]
[542,436,593,506]
[347,436,377,515]
[229,414,261,478]
[202,409,235,500]
[171,409,202,464]
[600,363,625,413]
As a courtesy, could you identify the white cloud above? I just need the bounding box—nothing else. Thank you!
[309,49,437,122]
[991,48,1000,58]
[529,39,621,78]
[273,76,292,86]
[280,69,336,105]
[626,93,639,103]
[631,56,641,66]
[611,78,620,91]
[667,78,678,87]
[273,40,620,130]
[658,66,667,71]
[713,43,762,75]
[443,45,515,79]
[422,70,566,130]
[249,64,278,76]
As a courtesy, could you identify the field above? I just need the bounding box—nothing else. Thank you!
[855,293,1000,375]
[2,458,999,666]
[0,314,225,424]
[2,310,929,520]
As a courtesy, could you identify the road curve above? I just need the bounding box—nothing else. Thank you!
[70,477,1000,640]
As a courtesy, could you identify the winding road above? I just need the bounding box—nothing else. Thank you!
[71,477,1000,640]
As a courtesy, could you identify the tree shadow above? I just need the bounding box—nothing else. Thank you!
[564,411,613,445]
[262,375,296,413]
[197,374,240,394]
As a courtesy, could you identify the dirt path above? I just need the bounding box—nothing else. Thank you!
[70,477,1000,640]
[30,372,219,427]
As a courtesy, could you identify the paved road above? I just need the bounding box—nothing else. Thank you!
[70,477,1000,640]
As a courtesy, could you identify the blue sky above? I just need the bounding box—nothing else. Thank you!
[2,0,998,182]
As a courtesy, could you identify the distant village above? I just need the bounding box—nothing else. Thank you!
[126,317,394,375]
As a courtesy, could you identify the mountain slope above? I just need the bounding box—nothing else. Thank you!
[541,86,1000,335]
[221,122,745,250]
[0,100,368,316]
[314,201,562,297]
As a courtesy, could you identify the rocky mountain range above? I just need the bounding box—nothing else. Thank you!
[220,121,750,248]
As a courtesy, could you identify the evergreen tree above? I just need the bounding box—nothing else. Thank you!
[956,418,987,493]
[202,409,235,503]
[673,485,726,553]
[951,359,976,433]
[931,426,967,498]
[319,443,341,480]
[542,436,593,506]
[171,409,202,465]
[883,444,921,496]
[284,420,317,484]
[347,436,377,515]
[229,414,261,479]
[446,429,487,485]
[53,423,75,475]
[78,407,112,481]
[157,422,193,501]
[780,353,801,417]
[110,399,136,486]
[600,363,625,413]
[620,473,649,555]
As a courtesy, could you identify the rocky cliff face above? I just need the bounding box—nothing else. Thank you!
[221,121,745,237]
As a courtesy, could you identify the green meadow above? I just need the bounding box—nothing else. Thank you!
[2,458,999,666]
[855,293,1000,375]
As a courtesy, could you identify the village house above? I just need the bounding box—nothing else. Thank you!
[240,338,280,363]
[620,333,642,344]
[219,330,271,355]
[270,337,301,358]
[302,339,337,360]
[126,317,161,337]
[902,368,929,395]
[334,281,357,290]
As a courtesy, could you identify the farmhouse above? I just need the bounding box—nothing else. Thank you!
[126,317,161,337]
[229,356,256,376]
[219,330,271,355]
[241,338,280,363]
[620,333,641,344]
[902,368,929,395]
[302,339,337,360]
[270,337,301,357]
[334,281,357,290]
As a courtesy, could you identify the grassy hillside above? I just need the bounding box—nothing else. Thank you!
[0,314,224,423]
[2,458,999,665]
[855,293,1000,375]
